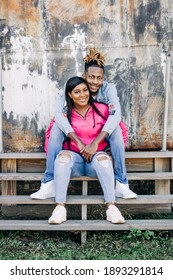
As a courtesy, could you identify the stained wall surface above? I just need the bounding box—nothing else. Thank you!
[0,0,173,152]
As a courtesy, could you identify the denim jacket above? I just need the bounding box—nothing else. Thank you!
[55,81,121,135]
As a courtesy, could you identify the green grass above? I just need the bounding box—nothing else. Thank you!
[0,229,173,260]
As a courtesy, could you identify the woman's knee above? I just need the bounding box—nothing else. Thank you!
[56,151,72,165]
[95,152,112,168]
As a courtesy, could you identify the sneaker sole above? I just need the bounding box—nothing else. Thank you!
[48,218,66,224]
[107,217,125,224]
[115,192,137,199]
[30,194,55,199]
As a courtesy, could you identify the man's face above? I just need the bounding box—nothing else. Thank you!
[84,66,104,95]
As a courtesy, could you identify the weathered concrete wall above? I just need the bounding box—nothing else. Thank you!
[0,0,173,152]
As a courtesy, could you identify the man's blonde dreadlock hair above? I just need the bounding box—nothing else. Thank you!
[83,48,106,70]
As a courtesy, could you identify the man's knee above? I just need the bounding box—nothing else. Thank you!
[110,126,123,139]
[49,123,64,142]
[109,127,124,148]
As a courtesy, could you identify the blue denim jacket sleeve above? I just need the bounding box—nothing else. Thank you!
[99,82,121,134]
[54,89,74,135]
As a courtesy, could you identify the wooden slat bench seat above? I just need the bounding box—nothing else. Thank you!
[0,151,173,243]
[0,172,173,181]
[0,219,173,231]
[0,151,173,159]
[0,194,173,205]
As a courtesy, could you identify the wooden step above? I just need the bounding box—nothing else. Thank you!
[0,151,173,159]
[0,219,173,231]
[0,195,173,205]
[0,153,46,159]
[0,172,173,181]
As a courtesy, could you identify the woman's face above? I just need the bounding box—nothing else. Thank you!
[68,82,90,108]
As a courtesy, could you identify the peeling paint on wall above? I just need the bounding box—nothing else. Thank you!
[0,0,173,151]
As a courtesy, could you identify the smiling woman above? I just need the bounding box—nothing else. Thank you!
[63,76,109,154]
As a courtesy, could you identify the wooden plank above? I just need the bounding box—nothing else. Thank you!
[1,159,17,195]
[1,205,54,218]
[1,203,170,217]
[0,157,159,173]
[0,151,173,159]
[0,153,46,159]
[17,159,45,172]
[0,219,173,231]
[119,204,171,214]
[0,174,97,181]
[0,172,173,181]
[17,158,154,173]
[0,195,173,205]
[125,158,153,172]
[125,151,173,158]
[0,173,43,180]
[123,173,173,180]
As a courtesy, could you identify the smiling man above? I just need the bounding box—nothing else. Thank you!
[30,48,137,200]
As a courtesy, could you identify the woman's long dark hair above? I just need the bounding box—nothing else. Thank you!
[65,76,107,124]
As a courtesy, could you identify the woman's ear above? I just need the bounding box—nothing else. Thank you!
[68,92,72,99]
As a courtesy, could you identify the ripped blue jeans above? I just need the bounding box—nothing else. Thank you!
[54,150,115,203]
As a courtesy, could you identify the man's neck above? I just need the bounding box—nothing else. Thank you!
[92,94,97,100]
[91,92,98,99]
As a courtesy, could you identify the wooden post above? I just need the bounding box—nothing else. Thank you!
[154,158,170,195]
[81,180,88,244]
[1,159,17,195]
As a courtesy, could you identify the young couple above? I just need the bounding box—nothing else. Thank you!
[30,48,137,224]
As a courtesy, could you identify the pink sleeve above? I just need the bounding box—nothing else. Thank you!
[119,121,128,147]
[44,118,55,154]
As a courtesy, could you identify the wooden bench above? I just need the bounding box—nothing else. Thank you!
[0,151,173,243]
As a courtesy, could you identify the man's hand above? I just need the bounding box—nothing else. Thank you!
[68,132,85,153]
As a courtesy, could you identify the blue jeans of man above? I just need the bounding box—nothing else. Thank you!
[54,151,115,203]
[42,122,128,184]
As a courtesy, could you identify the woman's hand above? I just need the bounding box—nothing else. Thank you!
[81,141,98,162]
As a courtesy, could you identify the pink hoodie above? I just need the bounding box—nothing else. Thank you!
[44,103,128,154]
[63,103,108,153]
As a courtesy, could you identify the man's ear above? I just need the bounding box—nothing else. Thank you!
[82,72,86,79]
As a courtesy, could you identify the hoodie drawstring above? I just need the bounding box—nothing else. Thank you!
[92,109,96,128]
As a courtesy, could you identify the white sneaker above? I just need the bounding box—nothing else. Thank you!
[106,205,125,224]
[30,180,55,199]
[115,180,137,199]
[48,205,67,224]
